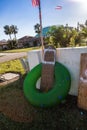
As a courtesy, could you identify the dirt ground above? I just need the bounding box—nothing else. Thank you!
[0,78,87,130]
[0,77,35,123]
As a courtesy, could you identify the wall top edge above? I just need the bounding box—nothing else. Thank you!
[28,46,87,53]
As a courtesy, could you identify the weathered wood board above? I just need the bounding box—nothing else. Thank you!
[40,46,56,92]
[78,53,87,110]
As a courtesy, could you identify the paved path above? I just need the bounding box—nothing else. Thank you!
[0,52,27,63]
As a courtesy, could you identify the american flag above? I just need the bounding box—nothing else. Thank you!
[32,0,39,7]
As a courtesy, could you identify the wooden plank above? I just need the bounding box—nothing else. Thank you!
[40,46,56,92]
[40,64,54,92]
[78,53,87,110]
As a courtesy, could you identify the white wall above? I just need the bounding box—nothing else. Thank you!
[27,47,87,96]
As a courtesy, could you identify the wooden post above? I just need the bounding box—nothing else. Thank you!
[78,53,87,110]
[38,0,44,57]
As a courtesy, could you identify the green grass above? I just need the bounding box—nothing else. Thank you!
[0,59,25,75]
[1,46,41,53]
[0,47,41,75]
[0,47,36,74]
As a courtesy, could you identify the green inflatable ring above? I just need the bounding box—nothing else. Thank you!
[23,62,71,107]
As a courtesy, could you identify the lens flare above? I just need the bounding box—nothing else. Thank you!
[68,0,87,14]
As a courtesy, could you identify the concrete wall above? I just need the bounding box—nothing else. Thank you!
[27,47,87,96]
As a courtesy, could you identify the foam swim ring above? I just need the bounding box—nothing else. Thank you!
[23,62,71,107]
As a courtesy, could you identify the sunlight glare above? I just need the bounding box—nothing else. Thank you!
[69,0,86,3]
[68,0,87,14]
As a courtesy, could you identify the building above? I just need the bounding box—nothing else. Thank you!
[0,40,8,50]
[18,36,41,48]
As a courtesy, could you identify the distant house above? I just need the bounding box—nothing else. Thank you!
[0,40,8,50]
[18,36,41,48]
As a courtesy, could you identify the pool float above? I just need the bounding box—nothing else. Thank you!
[23,62,71,107]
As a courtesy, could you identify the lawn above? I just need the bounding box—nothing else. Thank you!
[1,46,41,53]
[0,59,25,75]
[0,46,40,74]
[0,77,87,130]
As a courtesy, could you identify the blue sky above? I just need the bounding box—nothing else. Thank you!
[0,0,87,40]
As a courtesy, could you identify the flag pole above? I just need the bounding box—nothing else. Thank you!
[38,0,44,57]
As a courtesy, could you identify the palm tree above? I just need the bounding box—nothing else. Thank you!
[34,23,41,37]
[11,25,18,40]
[4,25,12,40]
[4,25,18,49]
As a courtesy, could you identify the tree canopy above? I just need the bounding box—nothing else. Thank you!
[45,20,87,48]
[4,25,18,49]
